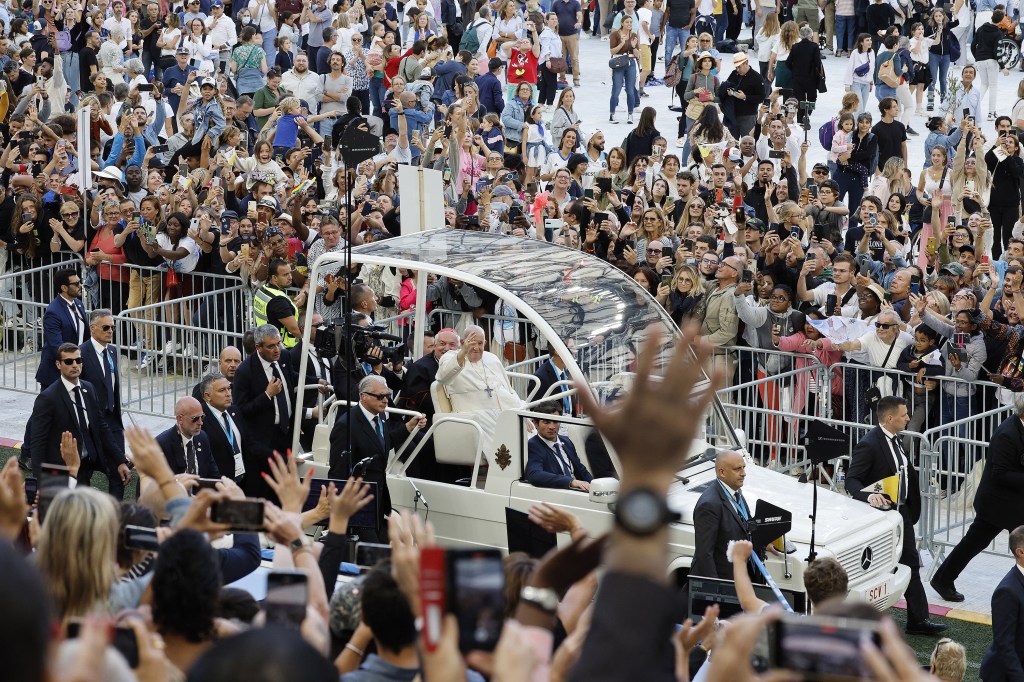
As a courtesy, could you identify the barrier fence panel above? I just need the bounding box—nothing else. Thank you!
[917,403,1017,572]
[114,286,249,418]
[0,257,89,394]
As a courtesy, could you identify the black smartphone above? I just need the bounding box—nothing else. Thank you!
[508,205,523,223]
[595,176,612,192]
[209,499,264,531]
[789,227,802,240]
[813,224,825,242]
[808,184,818,199]
[770,613,880,679]
[443,124,453,138]
[150,143,168,154]
[24,477,37,506]
[683,238,695,252]
[593,211,609,225]
[196,477,221,491]
[356,541,393,567]
[768,149,786,159]
[825,294,838,314]
[219,217,231,234]
[742,269,753,283]
[264,570,308,629]
[323,133,333,150]
[445,548,504,653]
[662,245,674,260]
[583,188,594,200]
[124,524,160,552]
[138,83,154,92]
[66,622,140,668]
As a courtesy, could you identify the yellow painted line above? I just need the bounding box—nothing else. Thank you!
[944,609,992,626]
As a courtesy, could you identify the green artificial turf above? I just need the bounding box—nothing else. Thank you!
[0,444,138,500]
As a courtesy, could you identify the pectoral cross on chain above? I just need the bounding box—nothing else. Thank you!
[484,386,494,398]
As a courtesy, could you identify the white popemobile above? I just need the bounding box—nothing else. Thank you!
[293,230,911,609]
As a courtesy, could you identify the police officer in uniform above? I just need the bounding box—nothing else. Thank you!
[253,259,304,351]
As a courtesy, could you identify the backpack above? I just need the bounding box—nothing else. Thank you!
[664,54,681,88]
[818,115,837,150]
[459,20,486,54]
[878,55,900,87]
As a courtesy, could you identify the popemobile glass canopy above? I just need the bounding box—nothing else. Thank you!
[311,229,685,389]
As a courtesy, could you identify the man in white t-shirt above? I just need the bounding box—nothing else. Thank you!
[102,1,133,47]
[581,130,608,190]
[636,0,654,98]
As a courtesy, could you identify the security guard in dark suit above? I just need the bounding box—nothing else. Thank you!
[846,395,947,637]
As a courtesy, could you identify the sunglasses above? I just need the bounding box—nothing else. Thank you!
[875,322,897,329]
[62,211,80,217]
[97,324,114,331]
[189,414,204,423]
[61,357,84,365]
[362,391,392,400]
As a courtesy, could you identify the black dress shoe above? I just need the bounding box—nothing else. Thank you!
[906,620,948,636]
[930,577,965,602]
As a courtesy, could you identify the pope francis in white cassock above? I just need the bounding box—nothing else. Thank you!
[436,325,525,440]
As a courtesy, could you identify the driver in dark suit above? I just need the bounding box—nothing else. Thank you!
[846,395,946,637]
[980,526,1024,681]
[329,374,425,541]
[691,449,753,579]
[932,406,1024,603]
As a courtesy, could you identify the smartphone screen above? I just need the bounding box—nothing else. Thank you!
[446,549,504,653]
[772,613,880,679]
[123,524,160,552]
[355,542,393,567]
[209,499,264,531]
[264,571,308,629]
[661,272,672,287]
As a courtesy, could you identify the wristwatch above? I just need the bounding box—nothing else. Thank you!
[614,488,681,537]
[289,535,312,552]
[520,585,560,614]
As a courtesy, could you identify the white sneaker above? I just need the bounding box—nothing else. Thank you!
[19,338,33,354]
[627,114,634,124]
[137,352,154,371]
[162,340,180,355]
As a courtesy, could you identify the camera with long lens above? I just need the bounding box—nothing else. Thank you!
[315,322,407,367]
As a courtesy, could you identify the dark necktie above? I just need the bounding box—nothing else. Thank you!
[69,303,83,343]
[373,415,386,447]
[734,491,748,521]
[186,440,197,475]
[890,436,908,503]
[72,386,95,460]
[223,411,240,454]
[554,440,571,476]
[270,362,291,433]
[103,348,116,412]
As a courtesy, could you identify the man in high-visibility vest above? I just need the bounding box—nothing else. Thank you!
[253,259,304,349]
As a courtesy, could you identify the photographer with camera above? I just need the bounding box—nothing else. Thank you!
[330,311,407,403]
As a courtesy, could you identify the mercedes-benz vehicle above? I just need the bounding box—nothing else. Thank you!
[294,230,910,609]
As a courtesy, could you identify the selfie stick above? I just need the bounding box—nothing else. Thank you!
[750,553,794,612]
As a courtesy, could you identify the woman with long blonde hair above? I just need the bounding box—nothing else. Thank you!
[36,488,120,620]
[868,157,906,207]
[767,21,800,92]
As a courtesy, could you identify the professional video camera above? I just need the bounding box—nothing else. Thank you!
[315,321,407,368]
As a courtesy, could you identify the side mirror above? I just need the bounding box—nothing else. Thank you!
[589,478,619,505]
[734,428,748,452]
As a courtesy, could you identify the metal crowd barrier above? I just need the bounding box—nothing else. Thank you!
[114,284,251,418]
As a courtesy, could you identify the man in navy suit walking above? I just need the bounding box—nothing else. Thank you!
[980,526,1024,681]
[36,269,89,388]
[78,308,127,498]
[525,402,592,490]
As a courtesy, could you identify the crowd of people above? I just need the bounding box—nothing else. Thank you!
[4,0,1024,677]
